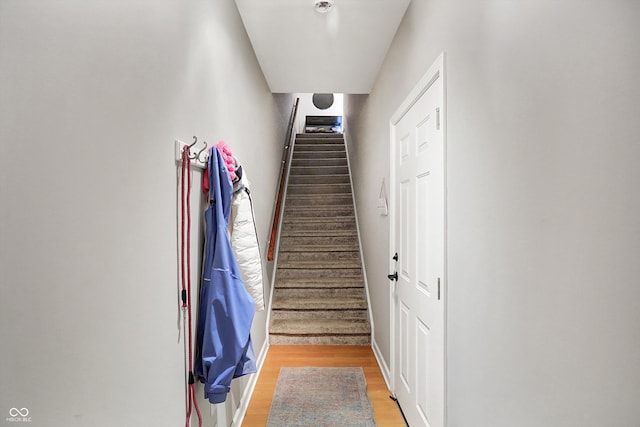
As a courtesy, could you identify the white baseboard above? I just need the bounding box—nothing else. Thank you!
[231,340,270,427]
[372,338,392,391]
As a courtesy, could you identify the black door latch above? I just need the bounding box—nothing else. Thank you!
[388,252,399,281]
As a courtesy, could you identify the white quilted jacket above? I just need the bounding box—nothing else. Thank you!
[228,168,265,312]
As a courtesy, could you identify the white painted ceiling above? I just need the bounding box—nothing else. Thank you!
[234,0,411,94]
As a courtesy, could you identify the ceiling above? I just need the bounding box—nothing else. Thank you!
[234,0,411,94]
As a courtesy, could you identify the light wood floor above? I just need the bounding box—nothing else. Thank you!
[243,345,406,426]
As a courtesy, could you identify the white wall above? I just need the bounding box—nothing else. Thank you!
[0,1,292,426]
[346,1,640,426]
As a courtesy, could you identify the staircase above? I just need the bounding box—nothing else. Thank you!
[269,133,371,345]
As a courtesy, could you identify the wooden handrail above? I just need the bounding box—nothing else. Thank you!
[267,98,300,261]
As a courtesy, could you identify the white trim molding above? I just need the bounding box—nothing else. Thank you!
[342,130,376,346]
[231,339,270,426]
[372,338,392,391]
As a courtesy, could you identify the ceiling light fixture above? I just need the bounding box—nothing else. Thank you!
[314,0,334,14]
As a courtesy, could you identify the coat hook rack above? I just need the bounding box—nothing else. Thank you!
[175,136,209,169]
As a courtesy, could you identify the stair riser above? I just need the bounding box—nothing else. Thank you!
[295,141,346,146]
[296,134,345,141]
[290,166,349,176]
[283,214,355,221]
[280,236,358,245]
[283,221,355,229]
[277,261,362,270]
[294,144,345,152]
[292,158,347,167]
[274,287,365,300]
[279,251,360,263]
[282,222,356,232]
[292,151,347,162]
[270,318,370,333]
[285,201,353,210]
[280,235,359,249]
[284,203,353,210]
[285,195,353,207]
[279,247,359,254]
[283,205,354,217]
[288,175,350,185]
[269,335,370,345]
[272,300,367,310]
[275,278,365,288]
[271,310,368,321]
[287,184,351,195]
[283,215,355,224]
[297,132,343,137]
[292,150,345,158]
[281,231,357,239]
[277,268,362,279]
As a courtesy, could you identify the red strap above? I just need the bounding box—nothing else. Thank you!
[181,147,202,427]
[202,161,210,194]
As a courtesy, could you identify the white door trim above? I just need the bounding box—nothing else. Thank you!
[388,51,447,425]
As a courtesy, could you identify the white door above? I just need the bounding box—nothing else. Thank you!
[390,55,445,427]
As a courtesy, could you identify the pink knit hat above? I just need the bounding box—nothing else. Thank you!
[215,141,237,181]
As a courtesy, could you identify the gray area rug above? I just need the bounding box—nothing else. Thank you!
[266,367,377,427]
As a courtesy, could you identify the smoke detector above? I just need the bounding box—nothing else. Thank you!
[314,0,334,13]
